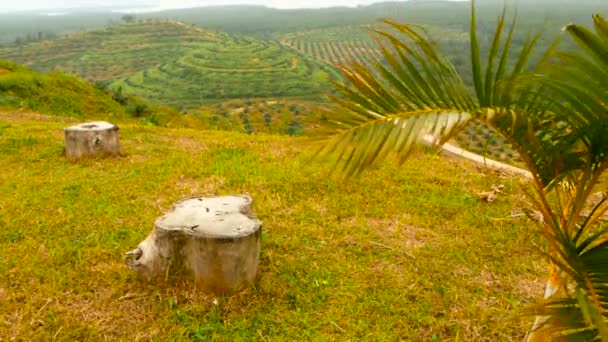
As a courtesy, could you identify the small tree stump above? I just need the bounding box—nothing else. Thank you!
[125,195,262,295]
[64,121,121,159]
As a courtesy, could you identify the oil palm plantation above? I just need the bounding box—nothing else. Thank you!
[319,3,608,340]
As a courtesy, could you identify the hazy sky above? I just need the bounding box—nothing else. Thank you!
[0,0,435,13]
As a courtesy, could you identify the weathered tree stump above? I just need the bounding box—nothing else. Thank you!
[125,195,262,295]
[64,121,121,159]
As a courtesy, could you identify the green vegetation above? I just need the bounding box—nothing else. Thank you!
[0,58,334,138]
[320,5,608,339]
[456,122,519,164]
[0,20,335,107]
[1,2,608,339]
[0,20,220,82]
[0,59,231,130]
[0,113,542,340]
[281,24,468,67]
[191,99,325,136]
[0,60,126,118]
[112,31,334,107]
[281,25,383,66]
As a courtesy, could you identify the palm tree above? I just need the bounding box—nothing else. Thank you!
[318,2,608,340]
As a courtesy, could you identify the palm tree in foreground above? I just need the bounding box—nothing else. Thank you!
[319,3,608,340]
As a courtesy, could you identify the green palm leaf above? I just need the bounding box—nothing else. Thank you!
[531,229,608,340]
[546,16,608,169]
[319,0,608,338]
[318,4,551,178]
[526,15,608,339]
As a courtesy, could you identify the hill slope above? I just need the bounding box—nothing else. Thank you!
[0,20,217,82]
[280,24,468,67]
[111,32,335,107]
[0,112,543,340]
[0,60,222,130]
[0,60,126,118]
[0,21,336,107]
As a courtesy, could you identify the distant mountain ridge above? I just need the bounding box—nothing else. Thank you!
[1,0,606,44]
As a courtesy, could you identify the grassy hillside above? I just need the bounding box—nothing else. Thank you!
[0,112,544,340]
[0,60,127,118]
[0,20,336,107]
[0,60,229,130]
[0,56,519,163]
[0,59,333,138]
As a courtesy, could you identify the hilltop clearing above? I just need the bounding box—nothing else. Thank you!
[0,112,544,340]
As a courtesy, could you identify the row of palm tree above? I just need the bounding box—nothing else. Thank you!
[320,1,608,339]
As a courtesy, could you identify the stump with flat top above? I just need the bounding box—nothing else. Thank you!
[125,195,262,295]
[64,121,121,159]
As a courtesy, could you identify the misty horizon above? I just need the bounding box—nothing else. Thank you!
[0,0,472,14]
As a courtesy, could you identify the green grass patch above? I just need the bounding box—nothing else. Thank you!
[0,60,127,118]
[0,114,545,340]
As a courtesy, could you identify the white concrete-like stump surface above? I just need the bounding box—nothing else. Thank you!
[64,121,121,159]
[126,195,262,294]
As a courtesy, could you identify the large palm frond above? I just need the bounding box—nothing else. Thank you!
[526,15,608,340]
[531,226,608,340]
[543,14,608,174]
[318,4,565,187]
[319,1,608,339]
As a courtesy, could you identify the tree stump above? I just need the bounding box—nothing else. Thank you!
[125,195,262,295]
[64,121,121,159]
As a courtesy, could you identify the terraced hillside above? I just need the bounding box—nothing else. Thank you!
[281,24,468,67]
[0,21,335,107]
[0,20,215,82]
[281,26,382,66]
[112,34,335,107]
